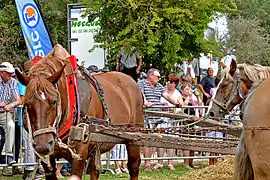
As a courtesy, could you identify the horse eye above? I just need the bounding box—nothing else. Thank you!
[51,100,57,106]
[221,83,228,88]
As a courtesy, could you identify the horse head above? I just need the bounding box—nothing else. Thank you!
[209,59,251,118]
[16,65,66,156]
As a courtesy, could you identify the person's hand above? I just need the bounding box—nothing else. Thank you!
[116,63,119,71]
[0,102,6,108]
[4,104,13,112]
[175,102,182,107]
[194,91,200,97]
[204,93,211,98]
[161,102,168,111]
[136,66,141,74]
[144,102,153,108]
[175,99,182,107]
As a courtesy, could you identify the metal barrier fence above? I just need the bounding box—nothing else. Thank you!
[0,105,240,175]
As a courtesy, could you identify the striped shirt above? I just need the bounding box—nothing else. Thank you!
[0,77,20,111]
[138,79,166,128]
[138,79,165,106]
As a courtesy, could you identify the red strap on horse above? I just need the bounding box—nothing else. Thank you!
[58,55,80,141]
[32,56,42,65]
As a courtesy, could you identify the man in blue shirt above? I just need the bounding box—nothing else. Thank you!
[198,67,215,105]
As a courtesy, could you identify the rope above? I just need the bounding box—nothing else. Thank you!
[180,117,206,128]
[243,126,270,131]
[56,138,82,160]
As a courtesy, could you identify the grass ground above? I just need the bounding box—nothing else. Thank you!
[0,160,208,180]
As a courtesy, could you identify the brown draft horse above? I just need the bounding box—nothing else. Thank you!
[234,78,270,180]
[15,44,144,180]
[209,59,270,118]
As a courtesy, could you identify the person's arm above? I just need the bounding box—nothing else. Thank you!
[138,80,153,107]
[198,78,210,98]
[162,92,183,107]
[142,92,153,107]
[220,61,227,69]
[194,91,202,106]
[198,84,206,95]
[4,97,22,112]
[116,49,123,71]
[198,84,210,98]
[136,56,142,74]
[116,57,120,71]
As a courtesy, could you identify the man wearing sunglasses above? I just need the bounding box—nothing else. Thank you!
[137,68,183,171]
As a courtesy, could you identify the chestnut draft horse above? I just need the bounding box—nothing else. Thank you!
[15,44,144,180]
[209,59,270,118]
[234,78,270,180]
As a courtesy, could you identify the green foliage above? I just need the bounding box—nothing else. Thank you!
[0,0,28,67]
[226,0,270,65]
[236,0,270,33]
[81,0,236,73]
[0,0,77,67]
[227,16,270,65]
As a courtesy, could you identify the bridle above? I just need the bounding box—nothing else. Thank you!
[25,84,62,148]
[212,69,245,113]
[33,88,62,140]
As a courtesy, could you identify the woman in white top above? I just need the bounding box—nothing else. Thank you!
[154,74,183,171]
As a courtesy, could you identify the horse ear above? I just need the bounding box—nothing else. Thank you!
[15,69,30,86]
[229,59,237,75]
[47,65,66,84]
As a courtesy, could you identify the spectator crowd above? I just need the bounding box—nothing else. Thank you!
[0,53,224,178]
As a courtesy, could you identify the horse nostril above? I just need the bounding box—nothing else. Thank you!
[48,139,54,146]
[209,111,215,117]
[32,141,37,148]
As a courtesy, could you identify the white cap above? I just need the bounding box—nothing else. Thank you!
[0,62,15,74]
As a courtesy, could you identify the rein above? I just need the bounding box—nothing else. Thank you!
[212,69,245,113]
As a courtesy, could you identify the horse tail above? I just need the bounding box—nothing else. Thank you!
[233,133,254,180]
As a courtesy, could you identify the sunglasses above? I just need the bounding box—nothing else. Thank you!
[167,80,175,83]
[152,74,160,79]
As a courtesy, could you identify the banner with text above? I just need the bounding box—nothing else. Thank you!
[15,0,53,59]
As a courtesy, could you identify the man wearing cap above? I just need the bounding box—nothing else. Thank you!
[0,62,22,176]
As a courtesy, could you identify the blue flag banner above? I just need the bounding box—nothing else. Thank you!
[15,0,53,59]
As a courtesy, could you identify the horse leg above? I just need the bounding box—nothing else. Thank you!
[126,144,141,180]
[87,154,101,180]
[70,143,89,179]
[41,156,57,180]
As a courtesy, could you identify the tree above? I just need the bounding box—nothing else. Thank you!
[0,0,77,67]
[224,0,270,65]
[0,0,28,66]
[235,0,270,33]
[226,16,270,65]
[82,0,236,72]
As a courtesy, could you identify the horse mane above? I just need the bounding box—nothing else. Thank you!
[238,63,270,82]
[25,46,67,104]
[24,76,58,104]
